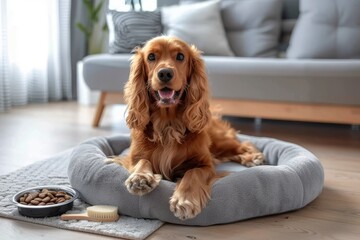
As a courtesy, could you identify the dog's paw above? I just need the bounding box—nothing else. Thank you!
[169,194,202,220]
[125,173,162,196]
[242,152,265,167]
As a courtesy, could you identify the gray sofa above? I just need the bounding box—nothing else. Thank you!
[83,0,360,127]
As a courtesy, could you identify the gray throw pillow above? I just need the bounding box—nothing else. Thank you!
[107,11,162,54]
[161,0,235,56]
[287,0,360,59]
[180,0,283,57]
[221,0,282,57]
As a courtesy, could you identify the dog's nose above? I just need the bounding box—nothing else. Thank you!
[157,68,174,83]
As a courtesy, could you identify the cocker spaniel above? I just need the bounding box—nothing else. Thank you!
[114,36,264,220]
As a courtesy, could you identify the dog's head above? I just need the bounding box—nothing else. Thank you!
[124,36,211,133]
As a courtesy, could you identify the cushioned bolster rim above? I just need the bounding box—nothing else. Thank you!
[67,134,324,226]
[239,135,324,208]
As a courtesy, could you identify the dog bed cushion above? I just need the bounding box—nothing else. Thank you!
[68,134,324,226]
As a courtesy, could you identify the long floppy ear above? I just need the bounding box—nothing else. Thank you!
[182,45,211,132]
[124,47,150,130]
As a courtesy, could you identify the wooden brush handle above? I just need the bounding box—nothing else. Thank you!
[60,213,90,221]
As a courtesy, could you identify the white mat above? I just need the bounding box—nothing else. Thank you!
[0,149,163,240]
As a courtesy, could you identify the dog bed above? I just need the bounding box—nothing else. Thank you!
[68,134,324,226]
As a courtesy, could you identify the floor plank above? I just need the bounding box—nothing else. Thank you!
[0,102,359,240]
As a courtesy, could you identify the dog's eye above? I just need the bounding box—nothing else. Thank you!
[176,53,184,61]
[148,53,156,61]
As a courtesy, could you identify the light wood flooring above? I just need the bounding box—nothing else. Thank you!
[0,102,359,240]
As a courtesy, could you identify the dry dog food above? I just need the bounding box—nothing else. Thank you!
[18,188,72,206]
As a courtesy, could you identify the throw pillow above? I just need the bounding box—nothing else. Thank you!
[220,0,282,57]
[161,0,235,56]
[287,0,360,59]
[107,11,162,54]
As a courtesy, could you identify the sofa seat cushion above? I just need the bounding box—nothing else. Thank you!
[83,54,360,105]
[204,57,360,105]
[83,54,132,92]
[287,0,360,59]
[68,134,324,226]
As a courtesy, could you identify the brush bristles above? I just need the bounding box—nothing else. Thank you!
[87,205,119,221]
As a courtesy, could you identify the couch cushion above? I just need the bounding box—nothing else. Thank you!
[83,54,131,92]
[287,0,360,59]
[173,0,299,20]
[82,54,360,105]
[204,57,360,105]
[221,0,282,57]
[161,0,235,56]
[181,0,283,57]
[107,11,162,54]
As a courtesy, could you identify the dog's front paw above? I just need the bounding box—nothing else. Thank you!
[125,173,162,196]
[169,194,203,220]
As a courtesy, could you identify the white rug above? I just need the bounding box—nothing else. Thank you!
[0,149,164,240]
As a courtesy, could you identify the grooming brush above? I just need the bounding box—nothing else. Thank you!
[60,205,120,222]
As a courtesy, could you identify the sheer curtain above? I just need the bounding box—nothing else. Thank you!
[0,0,72,112]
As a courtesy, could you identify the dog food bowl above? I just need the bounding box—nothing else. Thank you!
[12,185,78,218]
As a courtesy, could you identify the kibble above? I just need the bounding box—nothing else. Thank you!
[38,193,46,198]
[17,189,72,206]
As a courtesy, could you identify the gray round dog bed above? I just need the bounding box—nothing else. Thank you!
[68,134,324,226]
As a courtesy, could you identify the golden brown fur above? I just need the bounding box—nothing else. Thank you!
[114,36,264,220]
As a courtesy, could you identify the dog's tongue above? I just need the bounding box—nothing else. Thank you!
[158,88,175,99]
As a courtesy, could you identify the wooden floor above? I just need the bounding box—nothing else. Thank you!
[0,102,359,240]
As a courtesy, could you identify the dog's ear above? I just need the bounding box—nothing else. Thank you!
[124,46,150,130]
[183,45,211,133]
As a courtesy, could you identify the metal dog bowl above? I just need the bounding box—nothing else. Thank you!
[12,185,78,218]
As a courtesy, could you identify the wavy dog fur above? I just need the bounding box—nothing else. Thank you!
[115,36,264,220]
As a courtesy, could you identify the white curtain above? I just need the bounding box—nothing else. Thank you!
[0,0,72,112]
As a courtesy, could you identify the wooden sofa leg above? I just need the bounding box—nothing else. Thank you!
[92,92,107,127]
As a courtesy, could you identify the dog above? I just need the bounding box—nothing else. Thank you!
[113,36,264,220]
